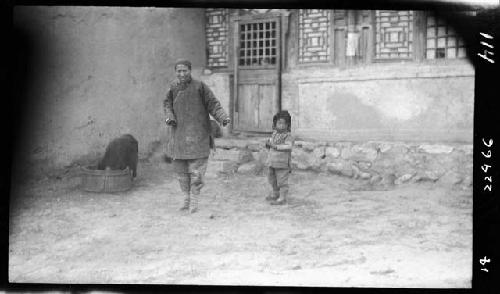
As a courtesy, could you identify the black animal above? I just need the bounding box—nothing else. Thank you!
[98,134,138,177]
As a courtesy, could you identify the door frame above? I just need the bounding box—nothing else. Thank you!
[232,13,285,133]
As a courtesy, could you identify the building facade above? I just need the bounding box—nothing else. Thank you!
[201,8,473,142]
[12,7,473,186]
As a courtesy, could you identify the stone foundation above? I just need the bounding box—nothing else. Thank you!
[208,137,472,189]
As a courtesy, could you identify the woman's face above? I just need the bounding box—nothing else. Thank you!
[276,118,288,132]
[175,64,191,83]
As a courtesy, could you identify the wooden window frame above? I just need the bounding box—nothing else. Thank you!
[423,11,467,60]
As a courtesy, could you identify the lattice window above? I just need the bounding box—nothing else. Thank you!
[238,21,278,67]
[206,8,229,68]
[425,13,466,59]
[298,9,331,63]
[375,10,414,59]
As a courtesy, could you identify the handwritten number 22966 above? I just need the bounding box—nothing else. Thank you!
[482,138,493,192]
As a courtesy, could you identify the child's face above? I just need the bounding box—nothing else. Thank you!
[276,118,288,132]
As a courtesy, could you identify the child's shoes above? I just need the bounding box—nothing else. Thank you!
[270,190,287,205]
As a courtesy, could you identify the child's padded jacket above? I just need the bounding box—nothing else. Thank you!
[266,131,294,169]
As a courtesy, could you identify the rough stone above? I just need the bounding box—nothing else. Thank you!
[413,170,441,182]
[325,147,340,159]
[215,138,248,149]
[352,164,371,179]
[312,147,326,159]
[206,160,238,178]
[326,160,353,177]
[385,145,410,155]
[252,151,268,165]
[237,162,258,174]
[238,149,254,164]
[341,145,378,162]
[369,174,383,185]
[419,144,454,154]
[295,141,316,152]
[395,173,415,185]
[247,143,263,152]
[211,149,241,162]
[378,143,392,153]
[291,148,323,171]
[291,148,312,170]
[359,172,372,180]
[357,161,372,171]
[211,149,253,164]
[380,173,396,186]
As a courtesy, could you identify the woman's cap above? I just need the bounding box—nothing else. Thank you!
[174,59,192,70]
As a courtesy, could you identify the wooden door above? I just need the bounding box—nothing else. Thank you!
[233,18,281,132]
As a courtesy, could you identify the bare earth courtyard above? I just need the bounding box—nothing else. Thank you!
[9,161,472,287]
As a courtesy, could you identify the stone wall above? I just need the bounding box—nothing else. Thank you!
[208,137,472,189]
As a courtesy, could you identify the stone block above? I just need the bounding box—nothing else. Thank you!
[341,145,378,162]
[419,144,454,154]
[215,138,248,149]
[247,143,263,152]
[352,164,371,179]
[211,149,240,162]
[395,173,415,185]
[325,147,340,159]
[380,173,396,186]
[237,162,258,174]
[384,144,410,155]
[291,148,313,170]
[312,146,325,158]
[369,174,383,185]
[252,151,268,165]
[357,161,372,171]
[326,160,353,177]
[413,170,442,182]
[378,143,392,153]
[238,149,254,164]
[206,160,237,178]
[295,141,316,151]
[211,149,253,164]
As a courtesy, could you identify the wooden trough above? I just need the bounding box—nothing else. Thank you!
[80,166,133,193]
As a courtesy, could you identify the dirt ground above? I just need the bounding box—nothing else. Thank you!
[9,160,472,288]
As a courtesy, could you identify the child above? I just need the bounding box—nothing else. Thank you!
[265,110,294,205]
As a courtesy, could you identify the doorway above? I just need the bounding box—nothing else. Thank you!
[233,17,281,132]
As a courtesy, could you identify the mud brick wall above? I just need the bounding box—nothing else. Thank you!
[211,138,472,188]
[13,6,207,168]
